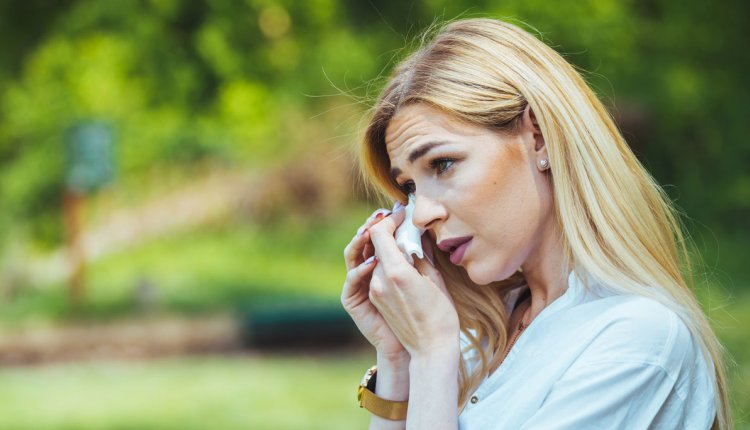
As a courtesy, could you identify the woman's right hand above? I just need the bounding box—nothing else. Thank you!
[341,208,409,363]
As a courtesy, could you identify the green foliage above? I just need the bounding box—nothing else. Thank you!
[0,0,747,249]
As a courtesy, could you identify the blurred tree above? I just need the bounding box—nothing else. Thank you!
[0,0,746,254]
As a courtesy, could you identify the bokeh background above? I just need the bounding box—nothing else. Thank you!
[0,1,747,429]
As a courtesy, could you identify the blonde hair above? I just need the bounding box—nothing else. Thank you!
[359,18,731,429]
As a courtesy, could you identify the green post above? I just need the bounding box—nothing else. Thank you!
[63,121,115,308]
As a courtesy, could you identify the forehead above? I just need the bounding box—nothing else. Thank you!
[385,104,471,161]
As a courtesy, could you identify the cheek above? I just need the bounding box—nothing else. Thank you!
[464,153,539,234]
[485,173,544,253]
[464,155,544,276]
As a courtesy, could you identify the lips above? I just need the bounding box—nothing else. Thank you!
[437,236,473,265]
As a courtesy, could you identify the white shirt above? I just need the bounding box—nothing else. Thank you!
[458,270,716,430]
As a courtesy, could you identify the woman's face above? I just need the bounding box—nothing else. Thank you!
[385,103,554,285]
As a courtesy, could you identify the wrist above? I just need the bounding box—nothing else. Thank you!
[408,341,460,370]
[374,355,410,402]
[358,364,409,422]
[376,349,410,367]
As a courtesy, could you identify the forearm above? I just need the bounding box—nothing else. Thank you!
[406,345,460,430]
[369,351,410,430]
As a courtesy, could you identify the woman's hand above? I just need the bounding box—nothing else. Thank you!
[341,208,408,362]
[367,205,460,359]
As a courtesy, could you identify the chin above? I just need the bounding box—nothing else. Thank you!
[465,259,517,286]
[464,263,496,286]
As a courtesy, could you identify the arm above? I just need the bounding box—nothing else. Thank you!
[406,346,460,430]
[340,208,414,429]
[369,332,460,430]
[365,206,460,430]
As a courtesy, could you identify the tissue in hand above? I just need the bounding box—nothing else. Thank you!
[395,194,424,265]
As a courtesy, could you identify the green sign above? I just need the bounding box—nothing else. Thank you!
[65,122,115,193]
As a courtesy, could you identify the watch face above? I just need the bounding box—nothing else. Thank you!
[361,366,376,387]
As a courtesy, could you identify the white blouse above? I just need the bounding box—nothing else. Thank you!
[458,271,716,429]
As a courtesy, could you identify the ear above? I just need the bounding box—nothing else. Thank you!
[521,104,549,172]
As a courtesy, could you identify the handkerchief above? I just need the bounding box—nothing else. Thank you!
[395,194,424,265]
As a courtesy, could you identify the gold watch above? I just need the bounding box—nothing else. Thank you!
[358,365,408,420]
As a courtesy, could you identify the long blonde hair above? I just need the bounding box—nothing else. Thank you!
[358,18,731,429]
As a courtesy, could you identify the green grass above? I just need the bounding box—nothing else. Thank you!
[0,327,746,430]
[0,351,375,430]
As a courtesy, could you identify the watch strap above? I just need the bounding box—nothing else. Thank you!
[358,365,408,420]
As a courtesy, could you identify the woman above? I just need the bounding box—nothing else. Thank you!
[341,18,731,429]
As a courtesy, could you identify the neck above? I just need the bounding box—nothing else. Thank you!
[520,217,568,323]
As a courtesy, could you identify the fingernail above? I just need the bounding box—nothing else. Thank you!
[392,201,404,212]
[356,226,368,237]
[369,208,391,221]
[376,208,391,217]
[374,210,390,220]
[364,255,376,265]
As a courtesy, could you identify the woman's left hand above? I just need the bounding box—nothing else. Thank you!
[366,204,460,359]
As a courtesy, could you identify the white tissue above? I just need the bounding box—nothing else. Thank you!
[395,194,424,265]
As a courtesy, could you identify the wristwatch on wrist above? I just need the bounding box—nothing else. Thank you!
[358,365,408,420]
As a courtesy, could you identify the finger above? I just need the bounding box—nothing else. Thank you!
[362,241,374,261]
[342,256,378,302]
[344,209,391,269]
[360,209,393,259]
[344,229,372,269]
[368,206,408,268]
[363,208,392,231]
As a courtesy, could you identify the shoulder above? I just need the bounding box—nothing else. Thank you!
[563,294,717,423]
[579,294,700,371]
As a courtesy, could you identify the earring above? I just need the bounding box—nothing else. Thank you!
[539,158,549,170]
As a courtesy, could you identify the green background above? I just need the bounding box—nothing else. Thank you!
[0,0,747,428]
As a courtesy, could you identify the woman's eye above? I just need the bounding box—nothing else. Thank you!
[396,158,455,195]
[430,158,455,174]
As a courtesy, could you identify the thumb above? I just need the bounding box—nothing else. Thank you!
[368,202,408,268]
[369,202,405,241]
[379,202,406,234]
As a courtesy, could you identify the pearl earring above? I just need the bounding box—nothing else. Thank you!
[539,158,549,170]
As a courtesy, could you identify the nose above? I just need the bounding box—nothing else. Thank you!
[411,193,447,232]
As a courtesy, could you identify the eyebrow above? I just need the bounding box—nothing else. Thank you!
[389,141,451,181]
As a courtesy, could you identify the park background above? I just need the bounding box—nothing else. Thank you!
[0,0,748,428]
